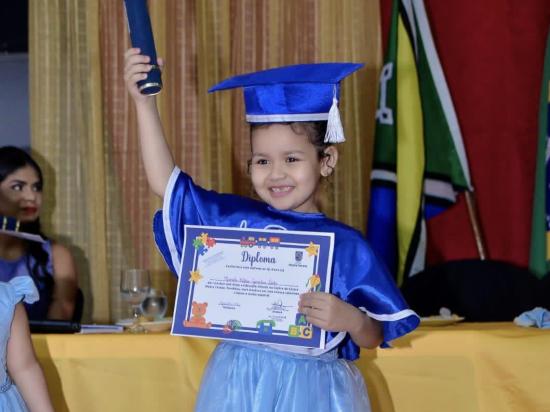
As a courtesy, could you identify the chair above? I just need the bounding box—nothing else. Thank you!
[72,288,84,323]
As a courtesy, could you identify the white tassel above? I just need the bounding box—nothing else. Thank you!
[324,96,345,143]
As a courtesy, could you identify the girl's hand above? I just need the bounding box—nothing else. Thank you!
[123,48,164,104]
[298,292,383,348]
[298,292,364,332]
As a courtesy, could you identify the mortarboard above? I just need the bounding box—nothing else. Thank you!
[0,215,45,243]
[208,63,364,143]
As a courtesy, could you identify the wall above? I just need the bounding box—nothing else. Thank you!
[0,53,30,149]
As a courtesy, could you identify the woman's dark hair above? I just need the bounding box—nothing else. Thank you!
[0,146,52,290]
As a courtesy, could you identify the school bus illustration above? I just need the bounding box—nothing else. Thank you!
[239,236,280,248]
[240,236,256,247]
[268,237,280,248]
[257,237,269,247]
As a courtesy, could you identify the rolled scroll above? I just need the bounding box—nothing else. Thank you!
[124,0,162,95]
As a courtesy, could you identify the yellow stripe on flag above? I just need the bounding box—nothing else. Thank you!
[396,15,425,285]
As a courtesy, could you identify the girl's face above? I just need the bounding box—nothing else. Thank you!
[0,165,43,223]
[250,124,335,213]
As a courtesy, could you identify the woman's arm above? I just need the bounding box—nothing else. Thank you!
[48,243,78,320]
[7,304,54,412]
[298,292,383,349]
[124,48,175,197]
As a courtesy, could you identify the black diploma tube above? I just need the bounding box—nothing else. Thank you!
[124,0,162,95]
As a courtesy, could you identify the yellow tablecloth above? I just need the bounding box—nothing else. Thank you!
[32,323,550,412]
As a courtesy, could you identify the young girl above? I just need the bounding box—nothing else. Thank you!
[1,274,54,411]
[0,147,79,321]
[124,48,419,411]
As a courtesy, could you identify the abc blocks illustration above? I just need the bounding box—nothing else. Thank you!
[288,324,313,339]
[295,313,308,326]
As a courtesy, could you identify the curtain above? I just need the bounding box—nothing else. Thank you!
[29,0,381,322]
[29,1,109,322]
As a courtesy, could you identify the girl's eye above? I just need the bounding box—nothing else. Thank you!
[32,183,43,192]
[255,159,269,165]
[10,184,23,191]
[286,156,299,163]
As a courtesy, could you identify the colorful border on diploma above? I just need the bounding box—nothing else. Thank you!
[171,225,334,349]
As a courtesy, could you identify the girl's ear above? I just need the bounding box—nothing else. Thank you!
[320,146,338,177]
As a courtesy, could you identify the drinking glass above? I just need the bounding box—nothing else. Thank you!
[141,288,168,320]
[120,269,151,333]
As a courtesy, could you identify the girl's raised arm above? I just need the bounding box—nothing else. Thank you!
[124,48,175,197]
[7,304,54,412]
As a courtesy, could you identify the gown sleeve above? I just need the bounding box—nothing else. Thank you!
[332,236,420,355]
[153,167,270,277]
[153,167,241,276]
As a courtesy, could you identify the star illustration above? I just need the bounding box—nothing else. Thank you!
[200,233,209,245]
[189,270,203,283]
[307,274,321,289]
[305,242,319,257]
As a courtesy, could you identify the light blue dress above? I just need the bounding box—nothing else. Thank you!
[0,277,39,412]
[0,241,54,320]
[154,168,420,411]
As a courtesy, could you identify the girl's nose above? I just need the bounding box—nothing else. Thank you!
[268,162,286,180]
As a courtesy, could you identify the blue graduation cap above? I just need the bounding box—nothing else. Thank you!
[0,215,45,243]
[208,62,364,143]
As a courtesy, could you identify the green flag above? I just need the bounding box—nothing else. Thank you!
[367,0,471,285]
[529,29,550,279]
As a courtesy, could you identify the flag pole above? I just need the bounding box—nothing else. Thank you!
[464,190,487,259]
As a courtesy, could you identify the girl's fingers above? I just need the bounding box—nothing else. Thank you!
[299,294,330,308]
[124,65,155,85]
[305,314,325,327]
[124,49,162,78]
[124,47,140,58]
[298,304,326,320]
[300,291,327,300]
[300,307,327,325]
[127,73,148,85]
[306,306,325,318]
[125,63,154,76]
[124,56,151,72]
[123,48,159,101]
[124,54,151,71]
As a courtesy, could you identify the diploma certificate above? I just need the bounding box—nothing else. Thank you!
[172,225,334,349]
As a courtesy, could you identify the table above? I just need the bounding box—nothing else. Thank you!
[32,323,550,412]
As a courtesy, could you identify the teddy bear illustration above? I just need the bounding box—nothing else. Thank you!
[184,301,212,329]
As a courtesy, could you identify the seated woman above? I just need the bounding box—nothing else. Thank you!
[0,146,78,321]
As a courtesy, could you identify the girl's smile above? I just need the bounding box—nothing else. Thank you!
[269,185,294,196]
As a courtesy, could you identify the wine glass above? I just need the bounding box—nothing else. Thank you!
[141,288,168,320]
[120,269,151,333]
